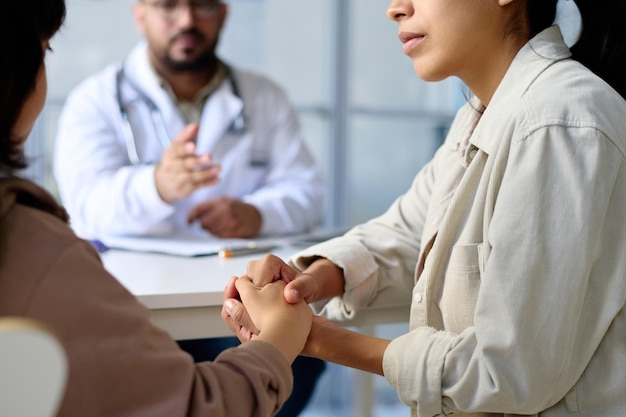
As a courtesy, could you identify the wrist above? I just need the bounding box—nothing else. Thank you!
[153,165,171,204]
[257,329,305,364]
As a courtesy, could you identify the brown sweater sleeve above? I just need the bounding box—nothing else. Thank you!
[26,240,293,417]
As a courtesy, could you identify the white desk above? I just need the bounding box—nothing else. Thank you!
[101,244,410,341]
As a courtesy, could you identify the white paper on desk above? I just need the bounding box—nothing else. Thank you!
[99,227,350,257]
[99,234,279,257]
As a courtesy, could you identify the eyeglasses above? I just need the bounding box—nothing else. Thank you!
[142,0,221,21]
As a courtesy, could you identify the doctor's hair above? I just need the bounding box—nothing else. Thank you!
[527,0,626,100]
[0,0,66,174]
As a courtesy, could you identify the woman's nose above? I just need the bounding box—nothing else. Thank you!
[386,0,412,21]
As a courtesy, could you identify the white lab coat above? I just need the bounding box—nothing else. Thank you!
[54,42,324,239]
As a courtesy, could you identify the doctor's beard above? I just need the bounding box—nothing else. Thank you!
[163,30,220,73]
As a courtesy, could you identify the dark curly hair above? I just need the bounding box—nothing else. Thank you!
[0,0,66,175]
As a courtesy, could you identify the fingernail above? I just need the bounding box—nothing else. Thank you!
[289,288,300,299]
[225,300,234,312]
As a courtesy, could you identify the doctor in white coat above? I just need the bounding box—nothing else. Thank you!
[54,0,324,241]
[53,2,327,416]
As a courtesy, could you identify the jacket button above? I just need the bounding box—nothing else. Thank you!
[414,293,423,303]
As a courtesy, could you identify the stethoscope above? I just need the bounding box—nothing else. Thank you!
[115,63,265,166]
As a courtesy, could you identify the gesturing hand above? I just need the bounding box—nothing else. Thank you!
[154,123,221,204]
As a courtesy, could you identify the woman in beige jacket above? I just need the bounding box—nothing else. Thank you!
[0,1,312,416]
[226,0,626,416]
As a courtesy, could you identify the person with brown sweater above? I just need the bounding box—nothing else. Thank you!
[0,1,312,416]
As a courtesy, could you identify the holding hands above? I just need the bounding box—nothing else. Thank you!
[222,254,346,360]
[244,254,321,304]
[222,273,313,363]
[223,255,388,375]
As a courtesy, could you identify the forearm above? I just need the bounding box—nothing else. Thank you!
[303,317,389,376]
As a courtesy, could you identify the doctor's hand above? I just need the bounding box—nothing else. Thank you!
[154,123,221,204]
[187,197,262,238]
[222,275,313,363]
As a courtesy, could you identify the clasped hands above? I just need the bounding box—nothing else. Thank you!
[221,254,327,362]
[154,123,262,237]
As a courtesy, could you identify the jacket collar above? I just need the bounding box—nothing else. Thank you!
[470,25,572,155]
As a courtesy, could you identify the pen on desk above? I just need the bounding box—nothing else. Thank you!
[218,244,277,258]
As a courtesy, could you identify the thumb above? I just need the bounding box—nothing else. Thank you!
[224,297,260,337]
[284,273,318,304]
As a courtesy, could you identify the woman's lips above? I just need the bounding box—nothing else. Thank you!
[399,32,425,55]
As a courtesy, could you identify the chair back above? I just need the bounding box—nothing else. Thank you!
[0,317,67,417]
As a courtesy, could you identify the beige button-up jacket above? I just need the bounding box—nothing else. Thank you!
[291,26,626,416]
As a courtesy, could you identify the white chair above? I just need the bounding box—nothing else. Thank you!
[0,317,68,417]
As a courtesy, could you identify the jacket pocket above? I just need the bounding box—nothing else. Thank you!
[438,243,483,333]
